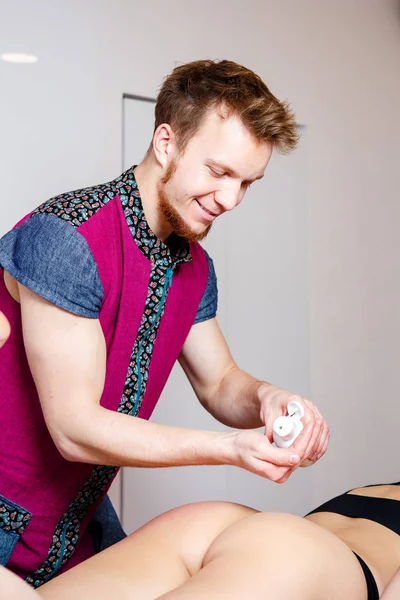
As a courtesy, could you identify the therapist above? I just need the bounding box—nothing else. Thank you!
[0,59,328,588]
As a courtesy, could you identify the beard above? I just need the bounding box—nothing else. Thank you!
[157,161,212,243]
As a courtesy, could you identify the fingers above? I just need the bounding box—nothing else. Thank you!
[251,420,326,483]
[312,417,330,460]
[290,419,315,458]
[235,430,304,483]
[296,397,329,460]
[249,458,296,483]
[252,424,315,482]
[258,437,302,468]
[270,422,317,483]
[298,396,320,423]
[317,423,330,460]
[273,421,315,482]
[258,389,330,478]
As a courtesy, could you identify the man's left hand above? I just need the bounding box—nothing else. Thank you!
[258,384,330,466]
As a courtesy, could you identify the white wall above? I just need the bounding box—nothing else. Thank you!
[1,0,399,515]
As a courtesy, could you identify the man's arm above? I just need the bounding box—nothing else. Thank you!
[0,310,10,347]
[179,317,329,462]
[0,565,38,600]
[18,284,313,482]
[18,283,229,467]
[179,317,264,429]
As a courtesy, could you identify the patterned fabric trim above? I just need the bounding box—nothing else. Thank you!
[0,495,32,536]
[32,166,192,267]
[114,167,192,266]
[26,167,192,587]
[118,264,173,416]
[25,466,117,587]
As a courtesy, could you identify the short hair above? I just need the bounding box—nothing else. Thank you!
[154,59,299,154]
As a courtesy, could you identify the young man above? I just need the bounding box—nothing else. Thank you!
[0,59,329,587]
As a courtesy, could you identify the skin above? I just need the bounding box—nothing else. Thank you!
[20,483,400,599]
[0,310,10,347]
[1,105,329,487]
[382,569,400,599]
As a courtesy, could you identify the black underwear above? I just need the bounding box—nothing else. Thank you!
[306,481,400,599]
[306,481,400,535]
[353,553,379,600]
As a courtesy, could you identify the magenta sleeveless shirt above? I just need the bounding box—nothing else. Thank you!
[0,167,208,587]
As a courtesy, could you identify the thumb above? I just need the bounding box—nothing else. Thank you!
[264,409,284,442]
[260,439,301,467]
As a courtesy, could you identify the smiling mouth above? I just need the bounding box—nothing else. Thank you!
[195,199,218,217]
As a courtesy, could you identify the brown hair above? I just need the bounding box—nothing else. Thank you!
[154,59,299,154]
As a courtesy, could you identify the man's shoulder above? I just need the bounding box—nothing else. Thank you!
[32,175,121,229]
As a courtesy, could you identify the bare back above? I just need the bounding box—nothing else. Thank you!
[305,484,400,592]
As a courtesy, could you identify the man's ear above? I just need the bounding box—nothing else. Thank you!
[152,123,177,169]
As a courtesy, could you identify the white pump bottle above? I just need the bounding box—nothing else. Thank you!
[273,401,305,448]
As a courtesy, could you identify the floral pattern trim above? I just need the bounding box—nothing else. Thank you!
[0,495,32,536]
[26,167,192,587]
[25,466,117,587]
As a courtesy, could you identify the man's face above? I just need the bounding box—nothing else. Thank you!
[157,108,273,242]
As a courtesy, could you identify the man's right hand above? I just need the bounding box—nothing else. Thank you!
[0,311,10,347]
[230,420,319,484]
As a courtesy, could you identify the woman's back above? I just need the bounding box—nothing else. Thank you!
[305,483,400,592]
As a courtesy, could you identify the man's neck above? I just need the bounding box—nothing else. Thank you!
[133,160,173,243]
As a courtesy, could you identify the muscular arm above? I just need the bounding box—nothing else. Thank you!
[19,284,307,479]
[18,284,237,467]
[180,317,329,464]
[179,318,266,429]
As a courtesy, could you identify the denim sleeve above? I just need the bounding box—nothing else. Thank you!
[88,495,127,553]
[0,213,103,318]
[194,251,218,324]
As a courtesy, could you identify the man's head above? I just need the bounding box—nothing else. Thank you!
[150,59,299,242]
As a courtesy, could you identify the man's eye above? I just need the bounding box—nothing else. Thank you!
[210,168,224,178]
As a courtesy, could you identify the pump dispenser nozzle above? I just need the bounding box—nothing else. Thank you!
[273,401,305,448]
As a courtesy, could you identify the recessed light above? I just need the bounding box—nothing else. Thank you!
[1,53,38,64]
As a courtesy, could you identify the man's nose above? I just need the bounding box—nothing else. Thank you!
[215,185,241,213]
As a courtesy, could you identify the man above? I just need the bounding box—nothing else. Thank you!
[0,59,329,587]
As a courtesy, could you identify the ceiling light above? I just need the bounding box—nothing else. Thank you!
[1,53,38,64]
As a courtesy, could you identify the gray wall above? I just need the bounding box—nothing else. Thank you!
[1,0,399,523]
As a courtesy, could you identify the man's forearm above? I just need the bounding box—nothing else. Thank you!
[59,404,236,468]
[204,366,271,429]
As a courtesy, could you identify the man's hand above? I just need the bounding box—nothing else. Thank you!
[258,384,330,466]
[0,311,11,347]
[230,418,320,483]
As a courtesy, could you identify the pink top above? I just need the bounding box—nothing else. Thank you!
[0,167,208,586]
